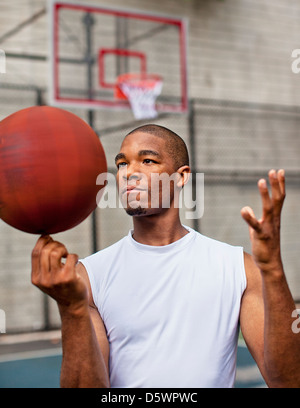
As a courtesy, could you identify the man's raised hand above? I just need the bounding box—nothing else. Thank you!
[241,169,286,273]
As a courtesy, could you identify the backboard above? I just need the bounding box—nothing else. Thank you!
[48,1,188,115]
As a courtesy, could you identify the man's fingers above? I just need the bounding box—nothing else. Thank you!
[257,178,274,221]
[242,170,285,227]
[49,244,69,273]
[31,235,52,264]
[268,169,281,200]
[277,168,286,198]
[64,254,80,281]
[268,169,286,216]
[50,253,78,288]
[40,241,68,273]
[65,253,79,269]
[32,239,69,289]
[241,206,261,232]
[31,235,52,281]
[269,169,285,192]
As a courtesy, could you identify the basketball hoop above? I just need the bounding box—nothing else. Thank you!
[115,73,163,120]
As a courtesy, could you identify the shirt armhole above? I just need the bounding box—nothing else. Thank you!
[239,247,247,295]
[79,259,99,311]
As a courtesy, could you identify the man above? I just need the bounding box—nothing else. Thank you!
[31,124,300,388]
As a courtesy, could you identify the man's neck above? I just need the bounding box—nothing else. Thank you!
[132,212,189,246]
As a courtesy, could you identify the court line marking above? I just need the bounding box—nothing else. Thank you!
[0,348,62,363]
[0,330,61,345]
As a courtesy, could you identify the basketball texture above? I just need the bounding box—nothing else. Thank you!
[0,106,107,234]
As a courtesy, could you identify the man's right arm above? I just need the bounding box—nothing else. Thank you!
[31,236,110,388]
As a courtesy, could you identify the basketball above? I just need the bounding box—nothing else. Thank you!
[0,106,107,234]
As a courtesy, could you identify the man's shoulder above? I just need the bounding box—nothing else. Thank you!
[83,234,129,263]
[193,229,243,253]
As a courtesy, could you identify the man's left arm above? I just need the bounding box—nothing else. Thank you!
[240,169,300,388]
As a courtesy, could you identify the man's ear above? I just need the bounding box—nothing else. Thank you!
[176,165,191,188]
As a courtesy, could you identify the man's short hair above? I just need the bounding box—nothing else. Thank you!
[125,124,190,170]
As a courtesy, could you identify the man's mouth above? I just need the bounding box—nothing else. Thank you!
[121,186,146,195]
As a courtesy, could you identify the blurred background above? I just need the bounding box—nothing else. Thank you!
[0,0,300,388]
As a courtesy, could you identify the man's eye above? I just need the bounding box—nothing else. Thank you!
[117,162,128,169]
[143,159,156,164]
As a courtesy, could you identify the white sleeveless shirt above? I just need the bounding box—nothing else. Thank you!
[80,226,246,388]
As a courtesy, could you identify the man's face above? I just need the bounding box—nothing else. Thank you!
[115,132,180,216]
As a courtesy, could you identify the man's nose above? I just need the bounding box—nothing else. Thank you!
[122,163,142,181]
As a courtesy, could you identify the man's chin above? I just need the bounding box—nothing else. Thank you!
[125,206,148,217]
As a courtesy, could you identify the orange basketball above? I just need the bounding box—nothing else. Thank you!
[0,106,107,234]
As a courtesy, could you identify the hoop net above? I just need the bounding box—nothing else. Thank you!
[115,73,163,120]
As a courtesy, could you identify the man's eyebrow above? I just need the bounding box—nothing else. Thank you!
[115,153,126,163]
[114,150,161,164]
[138,149,161,158]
